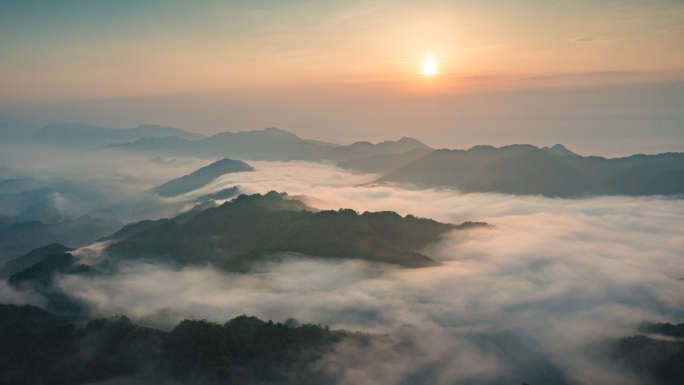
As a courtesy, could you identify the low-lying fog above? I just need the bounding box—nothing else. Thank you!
[4,158,684,384]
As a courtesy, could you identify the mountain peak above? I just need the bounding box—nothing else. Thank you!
[541,144,577,157]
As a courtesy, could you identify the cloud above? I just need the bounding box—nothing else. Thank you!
[571,36,615,43]
[10,161,684,384]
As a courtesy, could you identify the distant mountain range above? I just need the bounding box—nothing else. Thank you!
[105,127,433,172]
[377,144,684,197]
[0,216,122,264]
[3,121,435,174]
[10,121,684,197]
[35,123,205,147]
[0,117,39,139]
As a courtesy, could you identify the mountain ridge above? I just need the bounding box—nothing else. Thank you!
[106,192,483,270]
[377,145,684,197]
[151,158,253,198]
[104,127,433,169]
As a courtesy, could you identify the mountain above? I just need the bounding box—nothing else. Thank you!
[377,145,684,197]
[0,243,74,279]
[194,186,241,202]
[0,303,366,385]
[0,202,65,223]
[35,123,205,147]
[0,178,46,194]
[107,192,481,270]
[9,253,88,288]
[0,187,59,219]
[613,323,684,385]
[0,216,122,264]
[337,147,434,174]
[105,127,433,165]
[98,218,170,241]
[0,117,39,140]
[151,159,253,197]
[7,252,97,314]
[541,144,578,157]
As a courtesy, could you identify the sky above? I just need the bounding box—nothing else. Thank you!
[1,0,683,156]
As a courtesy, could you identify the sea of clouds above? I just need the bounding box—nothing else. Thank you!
[3,160,684,384]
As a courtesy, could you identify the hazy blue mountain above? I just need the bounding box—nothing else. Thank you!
[0,167,32,180]
[35,123,205,147]
[98,218,170,241]
[0,178,46,194]
[106,127,433,164]
[0,187,58,218]
[337,147,434,174]
[0,117,39,140]
[113,135,193,152]
[107,192,484,270]
[0,243,74,279]
[151,158,253,197]
[0,179,128,222]
[377,145,684,197]
[194,186,240,202]
[0,216,122,263]
[0,202,65,223]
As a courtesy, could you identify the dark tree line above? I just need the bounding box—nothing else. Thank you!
[0,304,369,385]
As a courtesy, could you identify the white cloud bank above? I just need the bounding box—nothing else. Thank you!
[5,160,684,384]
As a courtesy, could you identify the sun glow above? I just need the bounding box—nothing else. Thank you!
[422,60,438,75]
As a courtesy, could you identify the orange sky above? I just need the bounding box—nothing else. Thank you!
[1,1,684,156]
[1,0,684,101]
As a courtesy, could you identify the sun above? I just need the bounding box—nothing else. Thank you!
[421,60,438,75]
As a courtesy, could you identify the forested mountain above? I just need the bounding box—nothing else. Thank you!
[613,322,684,385]
[107,192,479,269]
[1,303,681,385]
[377,145,684,197]
[0,304,365,385]
[0,243,73,279]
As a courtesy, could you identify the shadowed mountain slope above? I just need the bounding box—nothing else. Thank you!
[151,158,253,197]
[337,147,434,174]
[612,324,684,385]
[0,243,74,279]
[378,145,684,197]
[107,192,480,270]
[0,216,122,264]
